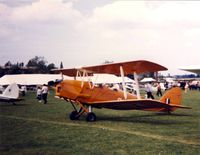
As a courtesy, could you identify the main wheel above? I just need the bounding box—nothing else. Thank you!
[86,112,96,122]
[69,111,80,120]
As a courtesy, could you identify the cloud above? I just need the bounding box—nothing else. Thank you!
[0,0,84,65]
[0,0,200,75]
[74,1,200,74]
[0,0,82,24]
[86,1,200,31]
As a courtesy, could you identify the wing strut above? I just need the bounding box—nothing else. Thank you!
[134,72,141,99]
[75,69,93,89]
[120,66,127,100]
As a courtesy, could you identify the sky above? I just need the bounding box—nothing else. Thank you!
[0,0,200,75]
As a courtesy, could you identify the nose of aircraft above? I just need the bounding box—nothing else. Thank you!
[56,80,83,100]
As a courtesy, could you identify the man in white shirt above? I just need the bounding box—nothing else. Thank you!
[145,82,154,99]
[41,84,48,104]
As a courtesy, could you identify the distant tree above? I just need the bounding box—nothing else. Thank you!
[4,61,12,67]
[0,66,5,77]
[1,56,58,75]
[26,56,48,73]
[27,56,44,67]
[7,65,21,74]
[19,62,24,67]
[47,63,57,73]
[38,58,47,73]
[60,61,63,69]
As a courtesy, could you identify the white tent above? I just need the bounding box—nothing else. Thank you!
[76,74,135,84]
[0,74,71,85]
[140,77,156,83]
[0,74,135,86]
[164,77,175,83]
[179,65,200,74]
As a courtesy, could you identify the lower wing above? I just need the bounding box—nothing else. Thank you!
[87,99,190,112]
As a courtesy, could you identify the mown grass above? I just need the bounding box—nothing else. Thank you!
[0,89,200,155]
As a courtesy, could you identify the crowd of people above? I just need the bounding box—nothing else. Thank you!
[144,80,200,99]
[16,84,49,104]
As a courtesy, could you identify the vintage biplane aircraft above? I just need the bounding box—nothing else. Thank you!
[0,83,23,105]
[53,60,190,122]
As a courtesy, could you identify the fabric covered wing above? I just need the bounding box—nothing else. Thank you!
[87,99,171,111]
[52,60,167,76]
[83,60,167,76]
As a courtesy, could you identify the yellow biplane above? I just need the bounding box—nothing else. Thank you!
[53,60,190,122]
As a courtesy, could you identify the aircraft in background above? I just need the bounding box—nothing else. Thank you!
[53,60,191,122]
[0,83,23,104]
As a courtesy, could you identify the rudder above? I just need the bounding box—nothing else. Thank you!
[160,87,182,106]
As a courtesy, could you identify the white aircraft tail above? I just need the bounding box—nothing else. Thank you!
[2,83,19,99]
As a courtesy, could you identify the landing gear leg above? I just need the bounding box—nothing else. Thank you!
[68,100,83,120]
[67,100,97,122]
[86,106,96,122]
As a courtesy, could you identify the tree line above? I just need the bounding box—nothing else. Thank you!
[0,56,63,77]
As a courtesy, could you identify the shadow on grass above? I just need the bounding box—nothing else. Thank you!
[0,103,28,106]
[155,112,192,116]
[95,113,193,125]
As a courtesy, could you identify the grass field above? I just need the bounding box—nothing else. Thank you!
[0,89,200,155]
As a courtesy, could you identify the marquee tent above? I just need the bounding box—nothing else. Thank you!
[0,74,71,85]
[0,74,135,86]
[179,65,200,74]
[76,74,135,84]
[140,77,156,83]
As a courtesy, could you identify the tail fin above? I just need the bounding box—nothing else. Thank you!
[160,87,182,106]
[3,83,19,99]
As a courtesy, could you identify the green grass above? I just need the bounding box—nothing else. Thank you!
[0,90,200,155]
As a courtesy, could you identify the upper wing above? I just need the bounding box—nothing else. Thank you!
[83,60,167,76]
[52,60,167,76]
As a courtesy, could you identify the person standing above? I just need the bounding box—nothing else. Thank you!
[41,84,48,104]
[156,82,162,97]
[184,82,189,93]
[145,82,154,99]
[36,86,42,102]
[21,85,27,96]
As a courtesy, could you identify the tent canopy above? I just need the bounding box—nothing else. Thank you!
[140,77,156,83]
[179,65,200,74]
[0,74,71,85]
[76,74,135,84]
[0,74,135,86]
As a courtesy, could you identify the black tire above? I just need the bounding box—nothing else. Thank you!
[86,112,96,122]
[69,111,80,120]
